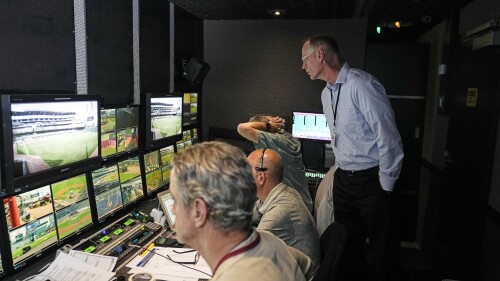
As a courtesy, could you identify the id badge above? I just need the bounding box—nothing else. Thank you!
[331,132,337,147]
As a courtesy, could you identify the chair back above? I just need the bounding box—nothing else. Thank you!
[312,222,346,281]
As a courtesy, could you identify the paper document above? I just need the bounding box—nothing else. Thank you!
[126,247,212,281]
[32,252,115,281]
[68,250,118,271]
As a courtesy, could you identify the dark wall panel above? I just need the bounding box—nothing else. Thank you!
[365,43,429,192]
[0,0,76,91]
[203,18,367,139]
[174,6,203,93]
[140,0,170,93]
[86,0,133,105]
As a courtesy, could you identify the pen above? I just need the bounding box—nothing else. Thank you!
[137,248,156,267]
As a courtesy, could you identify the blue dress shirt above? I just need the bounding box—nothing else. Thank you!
[321,63,404,191]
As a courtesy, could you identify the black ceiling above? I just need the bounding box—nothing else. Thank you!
[169,0,474,42]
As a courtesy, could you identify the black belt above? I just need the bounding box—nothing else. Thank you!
[338,166,379,177]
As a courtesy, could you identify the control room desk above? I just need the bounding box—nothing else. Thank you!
[6,198,164,281]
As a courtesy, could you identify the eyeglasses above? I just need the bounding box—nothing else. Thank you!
[301,50,317,63]
[170,249,200,264]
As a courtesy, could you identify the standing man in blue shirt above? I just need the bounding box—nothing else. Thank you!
[301,35,404,281]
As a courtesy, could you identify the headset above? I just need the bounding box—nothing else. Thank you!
[255,148,268,172]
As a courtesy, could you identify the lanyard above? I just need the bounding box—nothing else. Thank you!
[212,233,261,275]
[330,84,342,127]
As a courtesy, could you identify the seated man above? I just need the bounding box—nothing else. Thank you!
[170,141,315,281]
[248,148,321,270]
[237,115,313,212]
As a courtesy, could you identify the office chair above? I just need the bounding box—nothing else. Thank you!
[312,222,346,281]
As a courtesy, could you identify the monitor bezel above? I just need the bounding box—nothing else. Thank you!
[1,94,102,195]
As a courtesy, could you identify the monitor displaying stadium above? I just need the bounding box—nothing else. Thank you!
[4,185,57,267]
[100,105,139,159]
[91,165,120,195]
[117,156,144,206]
[182,92,198,127]
[91,165,122,220]
[143,150,165,194]
[95,185,123,220]
[140,93,183,150]
[0,94,101,193]
[160,145,174,185]
[292,111,331,141]
[51,174,92,240]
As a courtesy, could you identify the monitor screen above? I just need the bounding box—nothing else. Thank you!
[143,150,164,194]
[1,94,101,193]
[292,112,331,141]
[100,105,139,159]
[160,145,174,186]
[4,185,57,267]
[182,92,198,127]
[51,174,92,240]
[140,93,183,150]
[91,165,123,220]
[191,128,200,144]
[157,190,176,229]
[90,154,145,221]
[117,156,144,206]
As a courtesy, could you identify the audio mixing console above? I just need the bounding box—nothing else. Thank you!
[61,212,163,269]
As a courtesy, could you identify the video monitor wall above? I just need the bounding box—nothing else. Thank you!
[140,93,183,150]
[182,92,198,127]
[143,145,174,195]
[1,94,101,194]
[100,106,139,159]
[3,173,93,268]
[91,155,144,221]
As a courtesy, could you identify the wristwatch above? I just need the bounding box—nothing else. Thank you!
[265,122,271,131]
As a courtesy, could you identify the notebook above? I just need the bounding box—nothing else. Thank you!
[157,189,176,230]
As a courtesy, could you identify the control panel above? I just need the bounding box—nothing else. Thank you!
[64,213,163,269]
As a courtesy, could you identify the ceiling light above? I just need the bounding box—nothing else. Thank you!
[382,21,412,28]
[268,9,286,16]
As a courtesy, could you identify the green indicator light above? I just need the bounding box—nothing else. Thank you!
[100,236,111,243]
[84,246,96,253]
[376,26,381,34]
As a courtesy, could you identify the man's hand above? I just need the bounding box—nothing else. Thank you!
[270,116,285,133]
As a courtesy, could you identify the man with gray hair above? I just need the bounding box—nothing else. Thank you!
[237,115,313,212]
[170,141,315,281]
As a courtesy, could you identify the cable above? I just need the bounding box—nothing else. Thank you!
[127,244,211,277]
